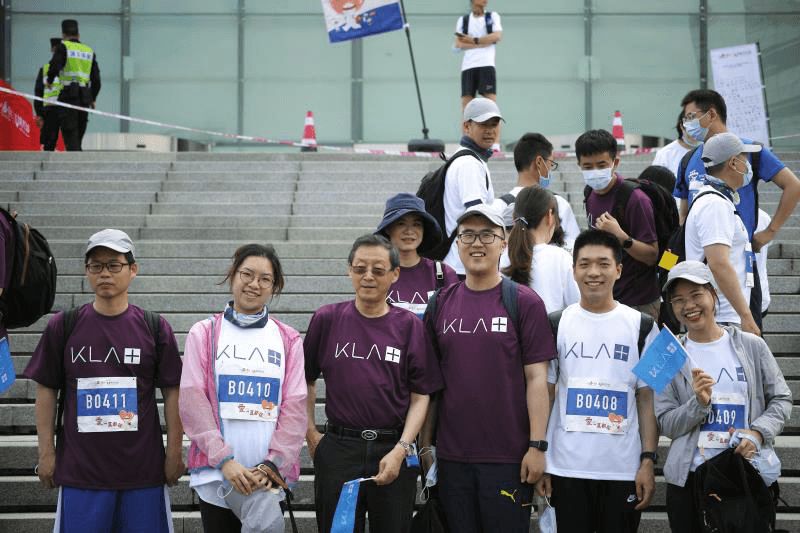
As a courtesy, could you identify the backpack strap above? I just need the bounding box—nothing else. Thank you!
[461,14,469,34]
[55,307,81,437]
[485,12,493,34]
[499,192,516,205]
[637,312,655,356]
[751,148,762,235]
[677,145,702,194]
[434,261,445,288]
[500,277,519,328]
[547,309,562,341]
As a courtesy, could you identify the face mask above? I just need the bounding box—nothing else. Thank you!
[582,167,614,191]
[538,496,557,533]
[682,131,702,147]
[682,111,710,141]
[736,158,753,189]
[540,170,553,188]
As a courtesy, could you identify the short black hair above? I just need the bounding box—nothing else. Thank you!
[681,89,727,124]
[573,228,623,265]
[513,133,553,172]
[638,165,676,195]
[348,234,399,270]
[575,129,617,161]
[223,243,285,296]
[675,110,684,139]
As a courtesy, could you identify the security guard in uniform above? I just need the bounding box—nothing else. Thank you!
[45,19,101,151]
[34,38,64,151]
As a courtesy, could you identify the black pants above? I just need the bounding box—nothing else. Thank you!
[40,107,60,151]
[666,473,703,533]
[550,475,641,533]
[314,432,418,533]
[54,105,88,151]
[198,498,242,533]
[437,459,531,533]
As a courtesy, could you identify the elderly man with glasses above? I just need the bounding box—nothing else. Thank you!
[420,204,556,533]
[304,234,443,533]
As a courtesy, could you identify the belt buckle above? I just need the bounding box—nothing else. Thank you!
[361,429,378,441]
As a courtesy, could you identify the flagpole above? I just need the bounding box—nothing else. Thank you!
[399,0,444,152]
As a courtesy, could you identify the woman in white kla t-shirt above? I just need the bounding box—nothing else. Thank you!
[655,261,791,533]
[502,186,580,313]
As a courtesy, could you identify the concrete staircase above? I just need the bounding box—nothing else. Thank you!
[1,150,798,532]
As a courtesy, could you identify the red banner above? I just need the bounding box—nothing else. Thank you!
[0,81,41,151]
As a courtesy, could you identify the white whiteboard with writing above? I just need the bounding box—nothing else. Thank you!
[710,43,769,146]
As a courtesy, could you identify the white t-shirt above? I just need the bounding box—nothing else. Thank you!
[756,209,771,312]
[685,331,749,470]
[545,303,658,481]
[685,186,751,324]
[492,186,581,250]
[652,139,692,178]
[443,150,494,275]
[192,318,286,507]
[456,11,502,71]
[499,243,580,314]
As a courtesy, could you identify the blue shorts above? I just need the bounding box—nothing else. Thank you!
[54,485,173,533]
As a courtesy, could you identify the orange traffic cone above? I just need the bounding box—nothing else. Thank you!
[612,110,625,152]
[301,111,318,152]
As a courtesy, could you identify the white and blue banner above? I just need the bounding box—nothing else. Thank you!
[322,0,404,44]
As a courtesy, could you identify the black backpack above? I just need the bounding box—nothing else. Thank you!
[583,178,680,260]
[416,150,483,261]
[0,207,57,329]
[694,447,776,532]
[461,11,493,35]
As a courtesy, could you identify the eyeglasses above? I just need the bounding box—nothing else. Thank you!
[546,158,559,171]
[86,261,131,274]
[238,269,274,288]
[457,232,503,244]
[350,265,392,277]
[683,110,709,121]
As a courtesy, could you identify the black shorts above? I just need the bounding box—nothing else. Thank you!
[550,475,642,533]
[461,66,496,97]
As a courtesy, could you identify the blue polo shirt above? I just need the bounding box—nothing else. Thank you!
[673,137,785,239]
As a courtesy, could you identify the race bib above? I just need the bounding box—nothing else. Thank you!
[218,371,280,422]
[564,377,629,435]
[390,301,428,320]
[697,392,746,449]
[77,376,138,432]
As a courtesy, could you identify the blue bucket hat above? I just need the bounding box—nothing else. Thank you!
[375,193,442,254]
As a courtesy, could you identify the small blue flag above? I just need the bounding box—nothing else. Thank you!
[322,0,404,44]
[0,337,15,394]
[632,328,687,394]
[331,477,373,533]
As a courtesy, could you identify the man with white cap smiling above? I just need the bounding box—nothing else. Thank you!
[442,97,504,278]
[684,132,762,335]
[24,229,184,533]
[421,203,555,532]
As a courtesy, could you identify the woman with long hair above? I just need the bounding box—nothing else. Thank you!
[656,261,791,532]
[502,186,579,313]
[179,244,306,532]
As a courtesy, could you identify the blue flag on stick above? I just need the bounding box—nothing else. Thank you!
[322,0,404,43]
[331,477,373,533]
[0,337,15,394]
[632,328,688,394]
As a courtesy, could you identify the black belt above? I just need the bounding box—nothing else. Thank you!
[326,423,401,442]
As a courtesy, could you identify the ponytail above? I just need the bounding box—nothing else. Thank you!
[503,220,533,285]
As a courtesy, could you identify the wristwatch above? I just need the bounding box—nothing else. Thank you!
[623,237,634,249]
[640,451,658,464]
[529,440,548,451]
[397,439,413,455]
[473,36,479,44]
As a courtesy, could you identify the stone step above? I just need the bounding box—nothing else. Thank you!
[34,171,168,181]
[160,181,296,192]
[43,258,349,275]
[2,180,163,192]
[2,191,158,203]
[6,202,152,216]
[46,241,352,259]
[31,226,292,241]
[40,161,172,172]
[166,171,299,181]
[171,161,302,171]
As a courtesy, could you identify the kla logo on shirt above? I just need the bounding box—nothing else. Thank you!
[124,348,141,364]
[385,346,401,364]
[491,317,507,333]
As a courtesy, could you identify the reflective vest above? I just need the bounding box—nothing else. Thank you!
[60,41,94,87]
[42,63,63,106]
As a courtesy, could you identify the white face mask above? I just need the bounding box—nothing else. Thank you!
[582,167,614,191]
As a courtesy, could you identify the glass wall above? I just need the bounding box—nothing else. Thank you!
[5,1,799,150]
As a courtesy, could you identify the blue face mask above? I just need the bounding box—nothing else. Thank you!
[682,111,710,142]
[540,170,552,188]
[582,167,614,191]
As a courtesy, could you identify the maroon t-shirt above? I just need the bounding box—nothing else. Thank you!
[304,301,443,429]
[388,258,460,314]
[23,304,182,489]
[585,175,660,306]
[0,215,13,341]
[428,281,556,463]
